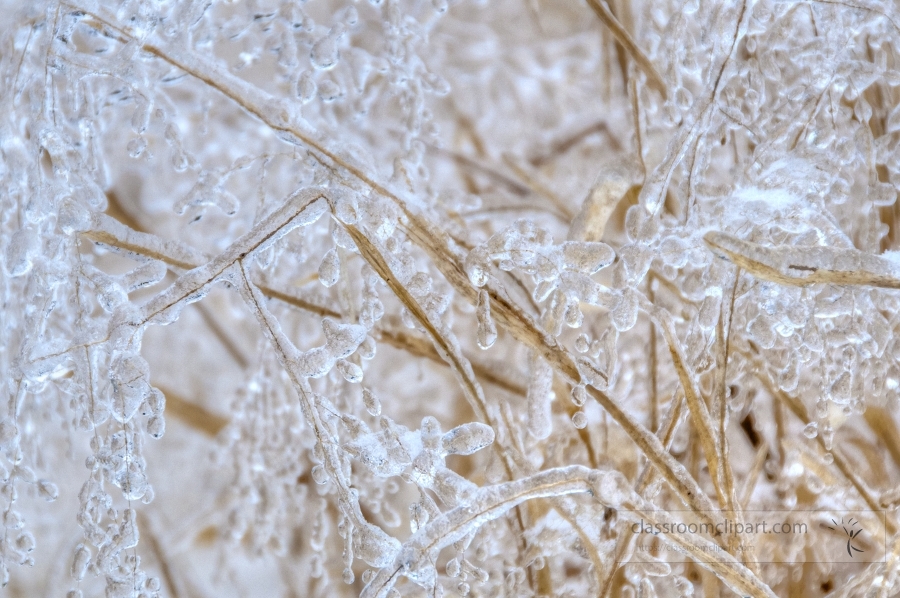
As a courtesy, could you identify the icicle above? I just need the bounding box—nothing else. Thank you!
[611,290,639,332]
[526,354,553,440]
[319,248,340,287]
[311,25,345,70]
[475,290,497,349]
[441,422,494,456]
[562,241,615,274]
[362,387,382,416]
[71,544,90,581]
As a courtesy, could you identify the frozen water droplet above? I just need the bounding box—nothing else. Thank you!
[407,272,432,297]
[318,79,342,102]
[71,544,90,580]
[6,227,40,277]
[611,291,638,332]
[323,318,367,358]
[58,198,91,234]
[298,346,335,378]
[127,136,147,158]
[446,556,461,577]
[442,422,494,455]
[38,479,58,502]
[571,385,587,407]
[110,353,151,423]
[148,388,165,415]
[358,335,377,360]
[829,371,852,403]
[15,530,34,553]
[476,290,497,349]
[311,25,344,70]
[465,249,489,287]
[574,334,590,353]
[562,241,615,273]
[147,415,165,438]
[778,358,800,393]
[336,359,363,383]
[748,315,777,350]
[363,388,381,416]
[334,190,359,224]
[572,411,587,429]
[803,422,818,439]
[527,355,553,440]
[311,465,328,484]
[821,425,835,451]
[564,300,583,328]
[342,568,355,584]
[298,71,317,103]
[319,249,340,287]
[643,560,671,577]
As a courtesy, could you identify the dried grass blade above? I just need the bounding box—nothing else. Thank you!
[599,388,686,597]
[82,211,209,271]
[864,406,900,472]
[642,300,728,509]
[739,442,769,510]
[362,466,605,598]
[705,231,900,289]
[584,0,667,99]
[342,222,494,427]
[151,383,228,437]
[137,189,327,326]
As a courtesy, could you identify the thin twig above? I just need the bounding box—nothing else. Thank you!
[583,0,667,99]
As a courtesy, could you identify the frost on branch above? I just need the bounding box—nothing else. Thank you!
[4,0,900,596]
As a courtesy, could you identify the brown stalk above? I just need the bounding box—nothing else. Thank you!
[864,406,900,470]
[739,442,769,510]
[705,231,900,289]
[644,301,729,512]
[713,270,756,569]
[583,0,667,99]
[342,222,494,428]
[599,388,686,597]
[152,384,229,437]
[501,152,574,220]
[529,121,618,168]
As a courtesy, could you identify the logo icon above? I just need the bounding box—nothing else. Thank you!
[827,517,864,557]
